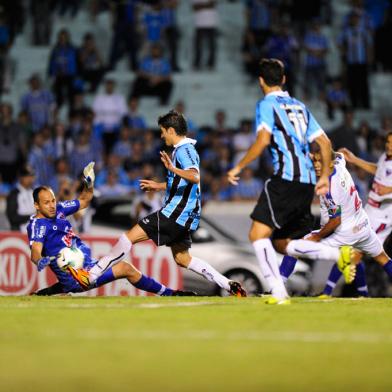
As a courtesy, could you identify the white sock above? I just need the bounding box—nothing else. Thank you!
[188,257,230,291]
[252,238,288,300]
[89,234,132,282]
[286,239,340,262]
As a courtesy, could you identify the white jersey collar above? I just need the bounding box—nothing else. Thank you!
[266,90,290,97]
[174,137,197,149]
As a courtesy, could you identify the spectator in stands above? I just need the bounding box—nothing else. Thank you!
[232,167,263,201]
[6,165,36,231]
[245,0,272,49]
[375,8,392,71]
[130,44,173,106]
[69,131,101,178]
[52,122,73,160]
[49,157,73,195]
[95,154,129,187]
[303,19,329,101]
[0,103,26,184]
[0,14,11,96]
[20,74,56,132]
[78,33,105,93]
[142,2,165,45]
[30,1,53,46]
[108,0,139,71]
[93,78,127,154]
[329,109,360,156]
[143,130,161,163]
[174,100,198,136]
[112,126,132,162]
[357,120,376,158]
[70,92,90,118]
[325,77,349,120]
[264,23,299,95]
[342,0,374,33]
[233,119,254,166]
[132,182,163,219]
[192,0,218,70]
[97,170,130,197]
[56,0,79,18]
[338,11,373,109]
[48,29,78,107]
[242,29,263,80]
[161,0,181,72]
[204,176,233,202]
[124,97,147,131]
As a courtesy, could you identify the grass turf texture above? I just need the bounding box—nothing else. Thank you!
[1,297,392,392]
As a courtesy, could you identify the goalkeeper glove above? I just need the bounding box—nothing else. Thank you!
[36,256,54,272]
[83,161,95,189]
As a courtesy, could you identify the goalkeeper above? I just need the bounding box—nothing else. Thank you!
[27,162,195,296]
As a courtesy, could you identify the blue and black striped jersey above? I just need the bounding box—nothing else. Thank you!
[161,138,201,230]
[255,90,325,185]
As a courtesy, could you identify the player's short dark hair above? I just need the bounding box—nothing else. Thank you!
[158,110,187,136]
[33,186,53,203]
[258,58,285,87]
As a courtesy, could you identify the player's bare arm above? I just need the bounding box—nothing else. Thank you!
[314,133,332,196]
[139,179,167,192]
[31,241,43,264]
[307,216,342,242]
[227,130,271,185]
[160,151,200,184]
[339,147,377,175]
[375,184,392,196]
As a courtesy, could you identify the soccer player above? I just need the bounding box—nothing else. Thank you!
[227,58,352,305]
[27,163,193,296]
[280,151,392,293]
[313,135,392,296]
[75,111,246,297]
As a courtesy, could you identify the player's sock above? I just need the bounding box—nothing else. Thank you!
[89,234,133,282]
[382,260,392,281]
[286,239,340,262]
[253,238,289,299]
[279,255,298,282]
[323,264,341,295]
[95,267,116,287]
[187,257,230,291]
[354,262,369,297]
[133,274,173,296]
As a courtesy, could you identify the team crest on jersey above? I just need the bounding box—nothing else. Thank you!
[37,225,46,238]
[62,227,76,247]
[57,212,65,219]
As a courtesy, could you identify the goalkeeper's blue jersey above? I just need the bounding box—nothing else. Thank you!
[26,199,95,292]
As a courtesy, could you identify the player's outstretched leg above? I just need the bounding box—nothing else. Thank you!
[93,261,198,296]
[286,240,356,283]
[171,245,247,297]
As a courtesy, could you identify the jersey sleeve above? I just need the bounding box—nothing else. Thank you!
[255,99,274,134]
[30,220,47,244]
[57,200,80,216]
[305,109,325,142]
[176,145,200,172]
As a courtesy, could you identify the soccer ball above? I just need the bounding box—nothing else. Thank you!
[57,247,85,271]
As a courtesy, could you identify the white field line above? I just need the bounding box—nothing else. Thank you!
[2,329,391,344]
[0,301,224,309]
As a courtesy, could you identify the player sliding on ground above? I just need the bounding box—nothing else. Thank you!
[28,163,194,296]
[279,151,392,291]
[72,111,246,297]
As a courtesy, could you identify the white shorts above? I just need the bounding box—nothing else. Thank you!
[319,225,383,258]
[365,203,392,244]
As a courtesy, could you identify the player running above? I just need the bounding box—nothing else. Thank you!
[313,134,392,297]
[226,58,349,305]
[72,111,246,297]
[28,163,194,296]
[279,151,392,291]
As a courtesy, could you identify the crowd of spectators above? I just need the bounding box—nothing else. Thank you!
[1,0,392,232]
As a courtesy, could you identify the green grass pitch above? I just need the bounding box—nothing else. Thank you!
[1,296,392,392]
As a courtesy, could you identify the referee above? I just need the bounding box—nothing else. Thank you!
[228,58,332,304]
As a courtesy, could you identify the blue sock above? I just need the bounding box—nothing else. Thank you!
[383,260,392,281]
[133,274,173,296]
[323,264,342,295]
[95,267,115,288]
[279,255,298,281]
[354,262,368,297]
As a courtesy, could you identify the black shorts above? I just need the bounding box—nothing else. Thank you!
[251,176,315,240]
[138,210,192,249]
